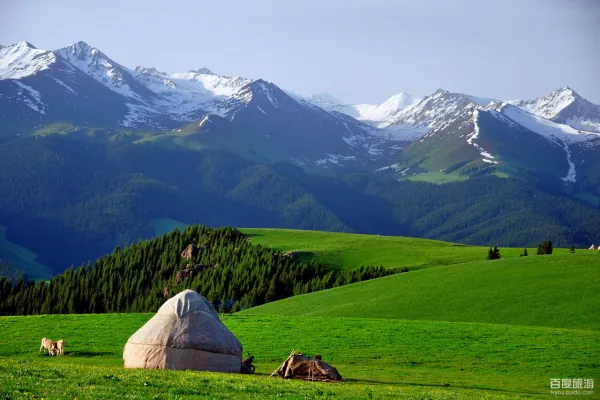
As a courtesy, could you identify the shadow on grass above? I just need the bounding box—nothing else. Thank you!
[242,232,263,238]
[343,378,523,394]
[67,351,115,357]
[288,251,316,262]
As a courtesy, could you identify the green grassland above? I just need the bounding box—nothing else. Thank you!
[243,253,600,330]
[403,170,468,184]
[240,228,572,271]
[1,229,598,398]
[2,313,595,398]
[0,224,51,280]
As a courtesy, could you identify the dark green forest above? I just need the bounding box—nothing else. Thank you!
[0,225,389,316]
[0,132,599,276]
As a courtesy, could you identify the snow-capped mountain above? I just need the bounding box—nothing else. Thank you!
[304,93,343,109]
[508,86,600,133]
[1,39,599,180]
[388,89,477,131]
[0,41,58,80]
[0,41,384,167]
[306,92,420,129]
[396,96,600,183]
[0,41,140,130]
[56,41,158,102]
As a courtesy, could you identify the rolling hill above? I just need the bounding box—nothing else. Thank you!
[1,227,598,398]
[241,253,600,330]
[241,228,526,270]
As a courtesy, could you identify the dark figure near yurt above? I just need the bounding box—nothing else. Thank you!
[274,351,343,382]
[240,354,256,374]
[123,290,242,372]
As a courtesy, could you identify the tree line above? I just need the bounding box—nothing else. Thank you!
[0,225,389,316]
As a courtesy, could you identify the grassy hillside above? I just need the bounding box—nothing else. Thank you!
[240,228,564,271]
[242,253,600,330]
[2,314,597,398]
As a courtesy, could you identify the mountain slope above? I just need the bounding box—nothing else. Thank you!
[0,41,385,167]
[0,42,134,133]
[509,86,600,133]
[242,254,600,330]
[2,40,599,177]
[0,41,56,79]
[310,92,420,127]
[56,41,159,102]
[2,128,600,275]
[395,94,600,184]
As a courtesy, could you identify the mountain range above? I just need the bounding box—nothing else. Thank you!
[2,40,600,176]
[1,40,600,277]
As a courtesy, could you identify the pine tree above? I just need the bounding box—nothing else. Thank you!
[493,246,501,259]
[537,240,554,255]
[521,248,528,257]
[487,247,501,260]
[545,240,554,255]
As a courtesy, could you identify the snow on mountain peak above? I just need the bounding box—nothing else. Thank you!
[389,89,476,131]
[134,66,166,76]
[432,88,449,97]
[59,41,109,63]
[556,86,578,96]
[55,41,144,100]
[16,41,37,50]
[3,39,600,153]
[188,67,215,75]
[305,93,343,108]
[66,40,93,52]
[352,93,421,127]
[499,103,600,143]
[384,93,419,109]
[304,92,420,135]
[509,86,600,133]
[508,87,580,120]
[0,41,56,80]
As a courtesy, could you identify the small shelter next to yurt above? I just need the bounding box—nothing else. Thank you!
[123,289,242,373]
[273,351,343,382]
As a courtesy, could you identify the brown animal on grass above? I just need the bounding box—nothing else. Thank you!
[39,337,49,353]
[40,338,57,356]
[55,339,66,356]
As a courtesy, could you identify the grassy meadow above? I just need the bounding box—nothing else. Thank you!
[1,228,598,399]
[2,313,596,398]
[402,170,468,184]
[243,253,600,330]
[240,228,580,271]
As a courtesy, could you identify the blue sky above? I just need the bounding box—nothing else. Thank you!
[1,0,598,104]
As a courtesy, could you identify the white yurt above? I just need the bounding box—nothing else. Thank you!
[123,289,242,372]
